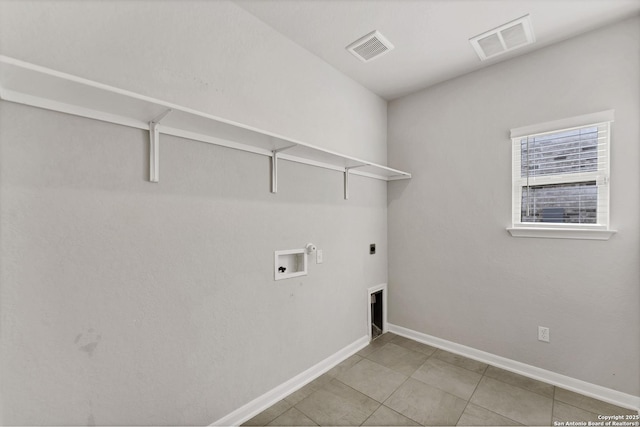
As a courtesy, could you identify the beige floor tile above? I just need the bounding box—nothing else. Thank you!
[358,333,397,358]
[366,343,429,376]
[362,405,420,426]
[295,379,379,426]
[326,354,363,378]
[243,400,292,426]
[374,332,398,344]
[432,349,488,374]
[457,403,523,426]
[470,376,553,426]
[267,407,318,426]
[250,336,640,427]
[385,378,468,426]
[337,358,408,402]
[284,374,332,405]
[391,335,437,356]
[411,357,482,400]
[555,388,637,416]
[484,366,554,398]
[553,401,602,423]
[357,338,390,357]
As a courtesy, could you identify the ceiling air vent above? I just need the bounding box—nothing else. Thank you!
[346,30,394,62]
[470,15,535,61]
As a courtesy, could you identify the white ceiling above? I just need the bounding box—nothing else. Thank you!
[234,0,640,100]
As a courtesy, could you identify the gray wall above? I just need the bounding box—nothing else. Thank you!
[0,0,387,164]
[0,1,388,425]
[388,16,639,397]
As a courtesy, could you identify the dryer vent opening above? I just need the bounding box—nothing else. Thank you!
[371,290,384,340]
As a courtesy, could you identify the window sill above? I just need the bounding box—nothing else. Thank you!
[506,227,616,240]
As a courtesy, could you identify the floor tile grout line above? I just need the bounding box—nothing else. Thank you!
[289,382,331,426]
[453,364,485,427]
[402,339,562,403]
[244,399,291,427]
[358,401,383,427]
[553,396,613,419]
[390,335,439,357]
[361,338,489,426]
[305,375,385,426]
[463,403,524,426]
[362,341,430,378]
[398,373,478,425]
[379,375,425,426]
[430,348,489,376]
[257,333,634,426]
[475,374,556,426]
[484,365,558,400]
[425,345,562,402]
[461,373,526,426]
[483,371,555,400]
[554,387,638,415]
[408,360,481,403]
[424,351,487,376]
[337,351,414,405]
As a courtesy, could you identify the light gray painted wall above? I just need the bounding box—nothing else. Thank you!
[0,0,387,164]
[388,16,639,397]
[0,1,388,425]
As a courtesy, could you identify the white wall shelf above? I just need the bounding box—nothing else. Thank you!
[0,56,411,198]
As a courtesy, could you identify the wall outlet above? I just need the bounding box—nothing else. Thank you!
[316,249,323,264]
[538,326,550,342]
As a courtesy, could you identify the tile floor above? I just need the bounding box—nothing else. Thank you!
[242,333,637,426]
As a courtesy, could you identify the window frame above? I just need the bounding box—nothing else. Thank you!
[507,110,616,240]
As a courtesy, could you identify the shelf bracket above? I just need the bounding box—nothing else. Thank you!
[148,109,172,183]
[344,165,366,200]
[271,145,296,193]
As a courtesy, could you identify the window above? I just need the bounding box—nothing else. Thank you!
[508,110,615,240]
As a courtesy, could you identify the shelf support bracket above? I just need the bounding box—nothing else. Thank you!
[344,165,366,200]
[148,109,172,183]
[271,145,296,193]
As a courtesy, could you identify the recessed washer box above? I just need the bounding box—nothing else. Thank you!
[274,249,307,281]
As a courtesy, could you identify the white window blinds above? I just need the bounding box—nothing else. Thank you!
[510,111,613,230]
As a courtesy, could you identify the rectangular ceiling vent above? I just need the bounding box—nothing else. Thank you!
[346,30,394,62]
[470,15,535,61]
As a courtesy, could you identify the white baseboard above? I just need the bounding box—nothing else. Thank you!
[210,335,369,426]
[387,323,640,412]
